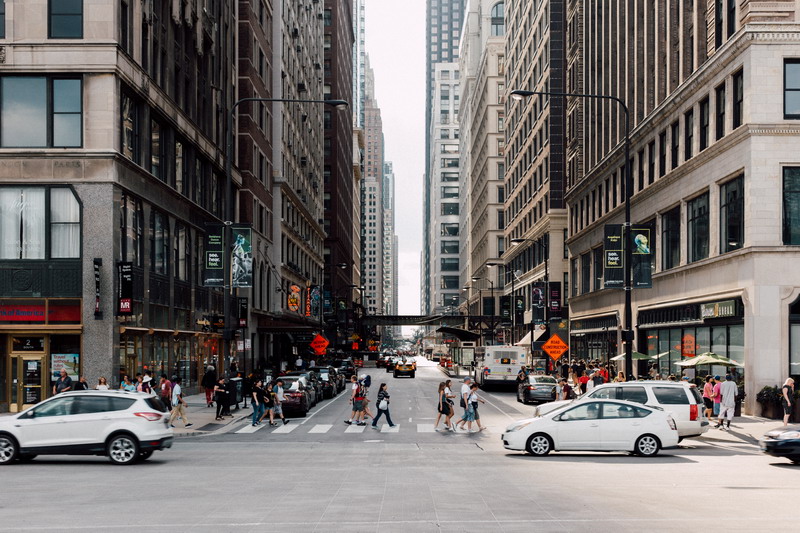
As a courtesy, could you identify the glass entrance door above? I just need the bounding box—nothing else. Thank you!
[10,354,45,413]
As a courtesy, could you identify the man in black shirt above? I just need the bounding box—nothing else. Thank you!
[53,369,73,395]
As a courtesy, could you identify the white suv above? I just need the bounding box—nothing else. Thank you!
[537,381,709,439]
[0,390,173,465]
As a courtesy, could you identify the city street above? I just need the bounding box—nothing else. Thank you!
[1,359,798,532]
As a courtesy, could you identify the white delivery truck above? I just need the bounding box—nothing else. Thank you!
[474,345,526,388]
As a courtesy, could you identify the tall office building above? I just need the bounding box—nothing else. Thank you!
[565,1,800,414]
[382,161,399,338]
[459,0,507,332]
[352,0,366,129]
[422,0,467,315]
[503,0,569,353]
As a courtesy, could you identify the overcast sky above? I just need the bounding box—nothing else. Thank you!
[365,0,426,318]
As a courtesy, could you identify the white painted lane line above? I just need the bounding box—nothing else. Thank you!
[308,424,332,434]
[299,388,350,425]
[417,424,435,433]
[380,424,399,433]
[235,423,266,434]
[271,423,299,434]
[345,424,366,433]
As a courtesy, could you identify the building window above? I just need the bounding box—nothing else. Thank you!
[174,223,190,281]
[0,0,6,38]
[684,110,694,161]
[441,186,459,198]
[49,0,83,39]
[491,2,505,36]
[720,175,744,253]
[441,223,459,236]
[647,141,655,184]
[785,60,800,119]
[0,77,82,148]
[687,193,709,263]
[715,83,726,140]
[732,69,743,128]
[727,0,736,38]
[441,203,459,216]
[661,206,680,270]
[581,253,591,294]
[783,167,800,245]
[120,0,132,53]
[151,210,169,275]
[715,0,723,49]
[441,276,459,289]
[150,119,163,180]
[658,131,667,177]
[571,258,579,297]
[120,192,143,266]
[592,247,604,291]
[670,121,679,169]
[0,187,81,260]
[699,97,710,151]
[121,92,140,163]
[441,257,459,271]
[441,240,459,254]
[638,149,645,191]
[441,172,459,182]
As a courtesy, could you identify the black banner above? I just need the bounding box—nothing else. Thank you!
[548,282,562,319]
[204,224,224,287]
[632,225,654,288]
[237,297,248,328]
[500,295,510,319]
[117,262,133,315]
[604,224,624,288]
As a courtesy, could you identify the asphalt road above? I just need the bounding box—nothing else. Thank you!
[1,359,798,532]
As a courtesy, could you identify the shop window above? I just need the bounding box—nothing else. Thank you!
[783,167,800,245]
[687,193,709,263]
[661,207,680,270]
[0,187,81,260]
[720,175,744,253]
[49,0,83,39]
[1,77,82,147]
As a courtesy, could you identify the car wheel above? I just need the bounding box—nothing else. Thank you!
[138,450,154,461]
[411,372,415,378]
[107,434,140,465]
[526,433,553,456]
[0,435,19,465]
[788,455,800,465]
[18,454,37,462]
[634,434,661,457]
[393,372,398,378]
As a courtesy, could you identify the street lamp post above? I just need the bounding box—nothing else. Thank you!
[472,276,495,346]
[510,89,632,381]
[224,97,348,363]
[487,262,516,344]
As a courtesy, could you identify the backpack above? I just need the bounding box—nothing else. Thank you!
[363,375,371,388]
[357,382,367,398]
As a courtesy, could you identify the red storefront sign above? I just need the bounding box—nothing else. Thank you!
[0,302,81,324]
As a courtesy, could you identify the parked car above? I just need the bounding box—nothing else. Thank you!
[394,358,416,378]
[534,381,709,440]
[333,359,356,379]
[0,390,173,466]
[502,399,679,457]
[280,377,313,416]
[517,375,558,404]
[760,426,800,464]
[284,371,323,405]
[385,357,398,373]
[376,354,389,368]
[309,366,339,399]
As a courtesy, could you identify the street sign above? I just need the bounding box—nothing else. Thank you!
[541,334,569,361]
[310,334,329,355]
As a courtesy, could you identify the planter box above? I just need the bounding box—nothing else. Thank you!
[758,402,782,420]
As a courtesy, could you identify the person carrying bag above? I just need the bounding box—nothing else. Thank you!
[371,383,395,429]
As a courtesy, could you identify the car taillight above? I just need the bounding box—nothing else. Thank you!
[134,412,163,422]
[667,416,677,431]
[689,404,698,421]
[528,386,537,390]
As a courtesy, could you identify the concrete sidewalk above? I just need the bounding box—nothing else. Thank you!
[168,392,249,438]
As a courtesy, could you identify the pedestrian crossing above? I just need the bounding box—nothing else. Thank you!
[233,422,477,435]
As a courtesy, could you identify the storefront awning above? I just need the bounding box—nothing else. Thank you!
[515,327,547,346]
[436,326,481,341]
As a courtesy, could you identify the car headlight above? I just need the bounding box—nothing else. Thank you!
[507,421,532,432]
[777,431,800,440]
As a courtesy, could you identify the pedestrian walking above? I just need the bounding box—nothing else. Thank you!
[578,370,590,394]
[715,374,738,430]
[360,374,374,419]
[712,375,722,418]
[250,380,266,426]
[781,377,795,427]
[272,379,289,425]
[460,377,472,416]
[213,377,228,420]
[516,366,528,386]
[468,384,487,431]
[371,383,395,429]
[559,379,574,400]
[168,377,193,428]
[702,376,715,420]
[201,365,217,407]
[159,375,172,408]
[95,376,110,390]
[435,382,454,430]
[456,384,482,432]
[344,375,367,426]
[295,355,304,370]
[259,381,277,425]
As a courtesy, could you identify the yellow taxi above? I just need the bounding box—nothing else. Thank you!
[393,357,416,378]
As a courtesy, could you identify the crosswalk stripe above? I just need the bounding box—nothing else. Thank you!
[380,424,399,433]
[235,423,266,434]
[271,423,298,434]
[416,424,435,433]
[344,424,366,433]
[308,424,332,434]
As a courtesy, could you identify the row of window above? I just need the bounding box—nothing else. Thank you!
[0,0,83,40]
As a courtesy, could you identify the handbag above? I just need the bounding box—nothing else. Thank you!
[378,399,389,410]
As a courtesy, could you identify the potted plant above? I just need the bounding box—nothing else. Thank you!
[756,385,782,419]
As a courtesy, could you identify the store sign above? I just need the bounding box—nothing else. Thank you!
[0,304,45,323]
[231,225,253,288]
[117,262,133,315]
[701,300,737,319]
[604,224,624,288]
[204,224,224,287]
[631,226,653,289]
[12,337,45,352]
[548,282,562,319]
[305,287,312,317]
[238,297,248,328]
[288,285,301,312]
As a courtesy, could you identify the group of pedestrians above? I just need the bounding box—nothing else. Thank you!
[434,377,486,432]
[248,379,289,427]
[700,374,741,430]
[343,374,396,429]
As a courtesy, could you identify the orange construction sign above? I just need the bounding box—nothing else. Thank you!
[541,334,569,361]
[310,334,329,355]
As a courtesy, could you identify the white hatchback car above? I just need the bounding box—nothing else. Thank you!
[536,382,709,439]
[503,399,679,456]
[0,390,173,465]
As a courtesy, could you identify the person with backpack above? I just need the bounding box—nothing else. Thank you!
[168,377,193,428]
[360,374,374,420]
[344,375,367,426]
[559,379,575,400]
[371,383,395,429]
[271,379,289,426]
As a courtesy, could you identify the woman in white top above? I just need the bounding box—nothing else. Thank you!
[95,376,109,390]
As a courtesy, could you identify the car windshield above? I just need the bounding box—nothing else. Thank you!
[530,376,557,384]
[281,378,302,390]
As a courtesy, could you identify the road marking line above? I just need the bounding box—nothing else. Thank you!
[345,424,366,433]
[380,424,399,433]
[235,423,265,434]
[308,424,332,434]
[299,388,350,425]
[417,423,435,433]
[272,423,298,434]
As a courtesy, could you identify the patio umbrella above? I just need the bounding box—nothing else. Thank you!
[610,351,653,361]
[674,352,743,367]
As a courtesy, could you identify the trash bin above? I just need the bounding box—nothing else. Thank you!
[229,377,243,405]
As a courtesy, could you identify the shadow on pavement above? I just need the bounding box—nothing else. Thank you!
[502,452,697,464]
